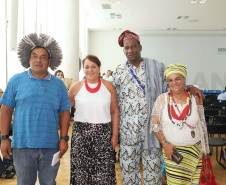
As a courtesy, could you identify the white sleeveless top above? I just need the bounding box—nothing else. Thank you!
[74,81,111,124]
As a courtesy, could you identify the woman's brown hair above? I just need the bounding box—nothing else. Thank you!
[82,55,101,67]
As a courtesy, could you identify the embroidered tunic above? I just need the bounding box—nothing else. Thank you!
[111,61,146,145]
[111,58,167,148]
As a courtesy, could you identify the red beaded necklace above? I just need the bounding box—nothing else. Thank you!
[167,90,196,138]
[85,78,101,93]
[167,90,192,124]
[170,90,189,120]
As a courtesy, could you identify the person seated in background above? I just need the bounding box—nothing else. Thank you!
[54,70,76,121]
[54,70,77,90]
[103,70,112,80]
[217,86,226,101]
[0,130,15,179]
[54,70,64,79]
[106,71,113,81]
[0,99,16,179]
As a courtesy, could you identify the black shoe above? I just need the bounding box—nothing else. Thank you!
[0,171,16,179]
[6,165,15,173]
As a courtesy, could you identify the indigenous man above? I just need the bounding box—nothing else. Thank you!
[0,33,71,185]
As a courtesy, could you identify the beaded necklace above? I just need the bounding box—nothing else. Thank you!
[167,90,196,138]
[126,61,145,94]
[85,78,101,93]
[170,90,189,120]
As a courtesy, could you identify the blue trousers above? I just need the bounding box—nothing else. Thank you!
[13,148,60,185]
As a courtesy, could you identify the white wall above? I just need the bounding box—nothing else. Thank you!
[88,31,127,75]
[0,0,69,90]
[0,0,7,90]
[140,34,226,90]
[88,31,226,90]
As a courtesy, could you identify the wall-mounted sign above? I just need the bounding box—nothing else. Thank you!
[218,48,226,54]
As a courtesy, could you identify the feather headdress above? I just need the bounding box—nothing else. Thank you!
[17,33,62,70]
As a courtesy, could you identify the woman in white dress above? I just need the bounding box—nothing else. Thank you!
[151,63,209,185]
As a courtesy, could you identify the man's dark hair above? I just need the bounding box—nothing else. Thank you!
[30,46,51,59]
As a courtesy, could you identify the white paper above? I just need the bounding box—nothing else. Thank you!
[0,151,3,161]
[51,151,60,166]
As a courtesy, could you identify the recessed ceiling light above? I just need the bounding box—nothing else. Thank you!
[200,0,207,3]
[191,0,207,3]
[110,13,115,19]
[115,14,122,19]
[191,0,197,3]
[167,28,177,30]
[177,16,189,19]
[102,4,111,9]
[188,20,198,22]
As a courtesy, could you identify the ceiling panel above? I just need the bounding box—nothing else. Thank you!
[80,0,226,32]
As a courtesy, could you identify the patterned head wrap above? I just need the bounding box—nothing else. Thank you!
[164,63,187,79]
[17,33,63,70]
[118,30,140,47]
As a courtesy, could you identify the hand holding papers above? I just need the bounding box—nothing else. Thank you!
[51,151,60,166]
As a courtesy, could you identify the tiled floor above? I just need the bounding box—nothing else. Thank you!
[1,122,225,185]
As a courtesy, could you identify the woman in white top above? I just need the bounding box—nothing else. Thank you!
[68,55,119,185]
[151,63,209,185]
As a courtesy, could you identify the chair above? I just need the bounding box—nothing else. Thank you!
[214,116,226,124]
[205,115,214,125]
[214,102,225,106]
[204,109,219,117]
[207,106,223,116]
[207,105,222,110]
[203,101,213,108]
[207,124,226,169]
[205,95,218,102]
[222,107,226,116]
[205,115,209,123]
